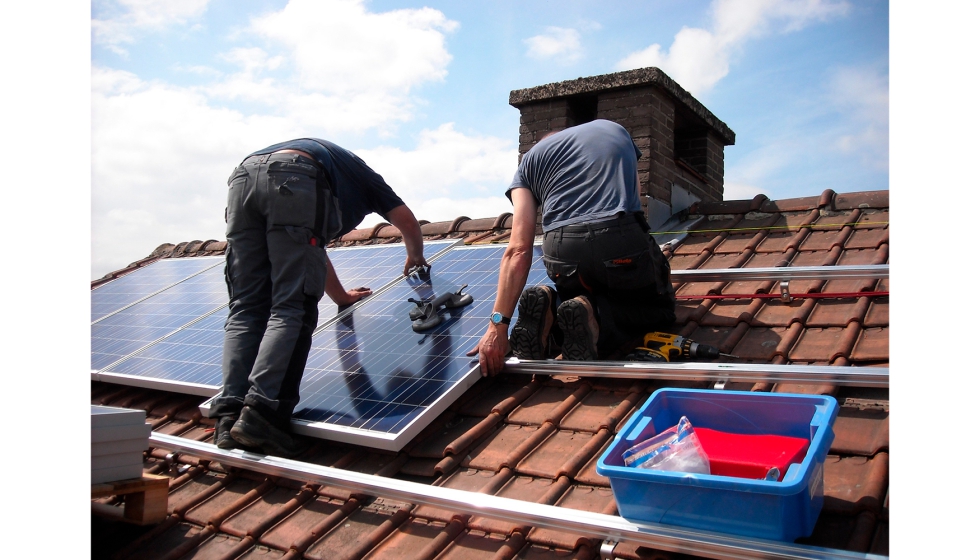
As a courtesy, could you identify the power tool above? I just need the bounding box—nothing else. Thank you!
[625,332,737,362]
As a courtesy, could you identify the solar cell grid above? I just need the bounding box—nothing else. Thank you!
[98,241,457,392]
[91,257,223,322]
[290,244,551,448]
[91,264,229,371]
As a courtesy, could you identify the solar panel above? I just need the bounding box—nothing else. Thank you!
[91,263,229,372]
[267,244,552,451]
[97,241,458,394]
[91,257,223,322]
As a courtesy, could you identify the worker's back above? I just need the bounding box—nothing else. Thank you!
[507,119,643,231]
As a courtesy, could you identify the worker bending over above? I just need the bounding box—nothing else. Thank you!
[469,119,675,376]
[213,138,428,457]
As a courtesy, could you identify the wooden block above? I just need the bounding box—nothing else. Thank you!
[91,473,169,525]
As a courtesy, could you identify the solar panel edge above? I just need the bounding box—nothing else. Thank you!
[98,371,220,398]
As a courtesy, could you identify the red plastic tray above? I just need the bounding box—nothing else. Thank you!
[693,427,810,481]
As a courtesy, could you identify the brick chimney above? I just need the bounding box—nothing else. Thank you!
[509,67,735,226]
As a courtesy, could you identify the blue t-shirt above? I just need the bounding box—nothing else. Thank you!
[507,119,642,232]
[248,138,405,237]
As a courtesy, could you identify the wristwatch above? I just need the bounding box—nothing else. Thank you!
[490,312,511,326]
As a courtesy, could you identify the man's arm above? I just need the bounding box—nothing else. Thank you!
[324,254,372,306]
[385,204,428,275]
[466,187,538,376]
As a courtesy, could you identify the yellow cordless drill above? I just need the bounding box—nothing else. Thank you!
[625,332,737,362]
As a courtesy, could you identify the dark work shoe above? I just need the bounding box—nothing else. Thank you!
[230,406,310,458]
[556,296,600,361]
[510,285,557,360]
[214,415,238,450]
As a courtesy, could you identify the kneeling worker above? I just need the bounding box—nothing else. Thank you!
[469,119,675,376]
[213,138,428,456]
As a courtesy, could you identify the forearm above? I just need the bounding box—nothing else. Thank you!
[386,204,425,264]
[323,255,348,303]
[492,246,532,319]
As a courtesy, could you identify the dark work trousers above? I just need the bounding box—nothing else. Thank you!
[542,213,676,356]
[211,152,329,430]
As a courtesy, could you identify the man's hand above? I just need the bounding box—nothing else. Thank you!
[403,255,429,277]
[334,286,372,307]
[466,324,509,377]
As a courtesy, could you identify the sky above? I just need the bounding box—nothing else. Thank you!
[89,0,889,280]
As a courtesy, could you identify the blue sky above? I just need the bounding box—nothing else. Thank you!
[90,0,888,279]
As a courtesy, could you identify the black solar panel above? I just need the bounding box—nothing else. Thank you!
[91,257,222,322]
[97,241,456,393]
[286,244,551,449]
[91,263,228,371]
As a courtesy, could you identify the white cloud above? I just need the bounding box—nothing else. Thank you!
[524,27,583,63]
[250,0,457,95]
[92,0,465,278]
[355,123,517,224]
[723,182,771,201]
[93,0,210,51]
[827,65,888,170]
[91,67,296,278]
[616,0,851,95]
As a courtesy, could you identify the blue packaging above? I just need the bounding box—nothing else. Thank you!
[596,388,839,541]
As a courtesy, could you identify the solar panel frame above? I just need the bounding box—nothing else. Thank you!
[200,243,552,451]
[96,240,460,395]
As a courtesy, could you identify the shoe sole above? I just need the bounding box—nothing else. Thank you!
[510,287,552,360]
[556,300,598,361]
[231,410,309,458]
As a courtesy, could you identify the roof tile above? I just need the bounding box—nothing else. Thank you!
[831,406,889,456]
[833,190,889,210]
[467,476,564,535]
[560,390,642,433]
[435,530,526,559]
[515,429,605,478]
[257,495,353,550]
[822,453,889,515]
[303,499,413,560]
[851,326,889,362]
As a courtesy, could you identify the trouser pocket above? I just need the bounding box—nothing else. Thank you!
[226,166,251,236]
[543,255,582,294]
[602,249,659,291]
[268,161,320,230]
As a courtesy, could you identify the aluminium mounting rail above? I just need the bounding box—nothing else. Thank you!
[669,264,888,283]
[149,433,886,560]
[503,360,889,387]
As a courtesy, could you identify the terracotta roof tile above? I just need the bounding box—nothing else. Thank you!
[833,190,889,210]
[851,326,889,362]
[822,453,890,515]
[832,405,889,456]
[258,495,353,550]
[436,530,526,559]
[516,429,608,478]
[467,475,564,535]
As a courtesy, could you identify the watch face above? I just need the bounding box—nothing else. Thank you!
[491,312,503,324]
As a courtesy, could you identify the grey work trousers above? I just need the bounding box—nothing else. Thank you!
[211,152,329,429]
[542,213,676,355]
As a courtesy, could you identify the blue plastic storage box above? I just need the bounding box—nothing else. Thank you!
[596,388,839,541]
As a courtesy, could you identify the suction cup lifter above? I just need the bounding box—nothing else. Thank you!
[408,284,474,332]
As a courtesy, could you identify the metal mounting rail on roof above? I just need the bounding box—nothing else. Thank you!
[149,433,886,560]
[670,264,888,283]
[504,360,889,387]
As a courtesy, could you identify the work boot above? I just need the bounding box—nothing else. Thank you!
[510,285,557,360]
[213,415,238,450]
[556,296,600,361]
[230,406,311,458]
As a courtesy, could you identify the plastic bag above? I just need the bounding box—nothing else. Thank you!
[622,416,711,474]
